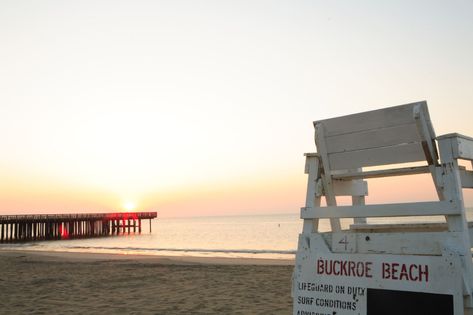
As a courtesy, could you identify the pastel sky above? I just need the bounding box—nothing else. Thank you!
[1,0,472,217]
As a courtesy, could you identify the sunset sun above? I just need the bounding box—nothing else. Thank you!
[123,201,136,212]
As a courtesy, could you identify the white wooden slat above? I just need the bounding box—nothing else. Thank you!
[328,142,426,170]
[329,231,463,255]
[350,221,473,232]
[315,101,428,137]
[301,201,460,219]
[350,222,449,232]
[332,180,368,196]
[332,165,430,180]
[325,123,421,154]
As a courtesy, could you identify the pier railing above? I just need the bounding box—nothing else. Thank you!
[0,212,157,222]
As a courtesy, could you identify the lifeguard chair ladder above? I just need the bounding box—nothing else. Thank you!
[293,101,473,315]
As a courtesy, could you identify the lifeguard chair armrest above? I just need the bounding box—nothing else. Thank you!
[437,133,473,161]
[437,133,473,188]
[330,165,472,187]
[331,165,431,180]
[304,152,369,196]
[301,201,461,219]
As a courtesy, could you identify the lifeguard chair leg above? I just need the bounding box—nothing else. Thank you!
[438,138,473,311]
[302,154,321,234]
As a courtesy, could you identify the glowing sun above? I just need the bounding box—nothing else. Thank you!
[123,201,136,211]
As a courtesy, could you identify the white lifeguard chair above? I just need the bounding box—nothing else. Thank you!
[292,101,473,315]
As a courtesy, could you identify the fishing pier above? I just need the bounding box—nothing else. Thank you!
[0,212,157,243]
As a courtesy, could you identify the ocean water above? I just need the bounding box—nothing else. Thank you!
[1,213,302,259]
[2,209,473,260]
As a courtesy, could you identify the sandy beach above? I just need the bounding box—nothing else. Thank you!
[0,250,294,314]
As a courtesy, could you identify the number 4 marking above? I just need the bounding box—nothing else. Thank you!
[339,235,349,251]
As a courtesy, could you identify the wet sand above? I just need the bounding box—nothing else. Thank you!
[0,250,294,314]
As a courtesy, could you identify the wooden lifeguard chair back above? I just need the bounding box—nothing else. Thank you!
[314,101,438,172]
[303,101,460,234]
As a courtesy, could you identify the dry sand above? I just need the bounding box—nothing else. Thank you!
[0,250,294,314]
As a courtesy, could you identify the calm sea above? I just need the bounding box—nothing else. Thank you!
[1,213,302,259]
[2,209,473,260]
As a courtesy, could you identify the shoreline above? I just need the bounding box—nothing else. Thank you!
[0,248,294,265]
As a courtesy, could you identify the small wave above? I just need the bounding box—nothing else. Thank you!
[66,245,296,255]
[0,242,40,248]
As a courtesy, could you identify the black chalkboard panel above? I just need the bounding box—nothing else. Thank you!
[367,288,453,315]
